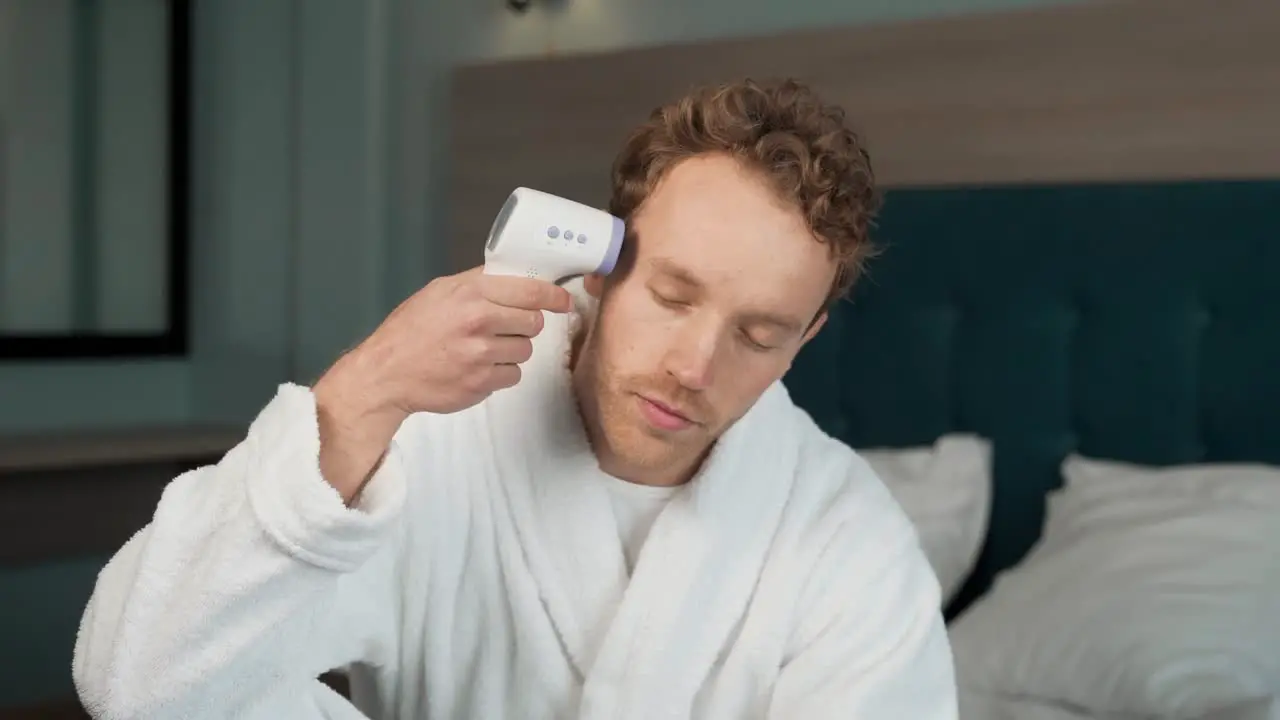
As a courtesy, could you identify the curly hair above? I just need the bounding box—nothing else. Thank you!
[609,77,882,307]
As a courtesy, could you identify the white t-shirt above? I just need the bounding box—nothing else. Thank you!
[600,476,681,574]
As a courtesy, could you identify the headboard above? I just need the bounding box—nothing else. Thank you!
[448,0,1280,613]
[783,180,1280,610]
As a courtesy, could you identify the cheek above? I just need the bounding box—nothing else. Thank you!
[717,367,779,410]
[596,290,671,369]
[708,350,796,419]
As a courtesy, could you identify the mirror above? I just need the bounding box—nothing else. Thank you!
[0,0,189,359]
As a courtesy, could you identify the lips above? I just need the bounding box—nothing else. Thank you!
[636,393,697,431]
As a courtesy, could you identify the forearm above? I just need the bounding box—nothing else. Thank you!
[314,349,407,505]
[73,385,406,719]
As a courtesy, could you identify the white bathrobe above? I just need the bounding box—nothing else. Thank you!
[72,303,958,720]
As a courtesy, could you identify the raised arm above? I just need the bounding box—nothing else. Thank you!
[73,267,573,719]
[72,385,408,719]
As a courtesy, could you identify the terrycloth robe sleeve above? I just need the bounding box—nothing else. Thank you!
[72,384,408,720]
[766,508,960,719]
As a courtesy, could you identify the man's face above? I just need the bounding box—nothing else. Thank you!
[571,153,836,484]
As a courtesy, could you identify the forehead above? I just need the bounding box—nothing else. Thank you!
[630,154,835,314]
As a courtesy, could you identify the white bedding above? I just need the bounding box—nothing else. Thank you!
[959,689,1277,720]
[949,455,1280,720]
[860,434,991,605]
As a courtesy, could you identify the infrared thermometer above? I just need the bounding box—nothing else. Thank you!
[482,187,625,282]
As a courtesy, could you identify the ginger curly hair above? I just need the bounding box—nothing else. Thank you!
[609,77,882,308]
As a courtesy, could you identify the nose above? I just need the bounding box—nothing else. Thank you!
[665,319,719,391]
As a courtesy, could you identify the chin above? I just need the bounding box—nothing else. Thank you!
[602,424,672,466]
[600,415,707,474]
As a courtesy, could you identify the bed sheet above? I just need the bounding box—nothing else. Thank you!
[958,686,1276,720]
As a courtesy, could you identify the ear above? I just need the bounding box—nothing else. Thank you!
[799,311,827,347]
[583,272,605,298]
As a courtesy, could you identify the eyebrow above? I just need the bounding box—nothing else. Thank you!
[649,257,805,334]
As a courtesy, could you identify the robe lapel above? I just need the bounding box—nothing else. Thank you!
[484,310,629,681]
[579,382,801,719]
[482,294,807,716]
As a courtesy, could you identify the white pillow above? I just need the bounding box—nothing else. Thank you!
[859,433,992,604]
[948,454,1280,719]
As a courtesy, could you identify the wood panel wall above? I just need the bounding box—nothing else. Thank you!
[448,0,1280,272]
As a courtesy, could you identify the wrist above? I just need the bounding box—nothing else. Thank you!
[313,352,406,504]
[314,348,404,431]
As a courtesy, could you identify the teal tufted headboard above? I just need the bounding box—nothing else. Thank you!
[784,179,1280,614]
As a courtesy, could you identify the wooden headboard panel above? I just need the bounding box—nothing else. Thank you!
[448,0,1280,272]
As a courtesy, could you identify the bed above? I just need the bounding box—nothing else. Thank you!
[785,179,1280,611]
[783,179,1280,718]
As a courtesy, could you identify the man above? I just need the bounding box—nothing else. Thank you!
[74,78,957,719]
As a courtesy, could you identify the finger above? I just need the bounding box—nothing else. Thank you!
[486,363,522,390]
[478,276,573,313]
[483,336,534,365]
[480,305,545,337]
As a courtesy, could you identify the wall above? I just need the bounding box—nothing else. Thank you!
[0,0,171,336]
[435,0,1078,61]
[0,0,402,435]
[0,0,189,434]
[188,0,402,424]
[0,0,402,707]
[410,0,1082,254]
[0,0,1082,435]
[0,0,1082,708]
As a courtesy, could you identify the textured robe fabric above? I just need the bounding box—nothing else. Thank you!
[73,306,957,720]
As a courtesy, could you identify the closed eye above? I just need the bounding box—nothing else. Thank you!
[740,330,778,352]
[651,289,690,309]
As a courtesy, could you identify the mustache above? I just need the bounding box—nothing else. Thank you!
[626,377,713,424]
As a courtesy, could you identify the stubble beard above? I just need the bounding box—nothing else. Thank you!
[568,311,711,482]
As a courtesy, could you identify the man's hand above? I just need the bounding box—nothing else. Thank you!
[312,267,573,503]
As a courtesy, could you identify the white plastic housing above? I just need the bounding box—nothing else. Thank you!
[482,187,625,282]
